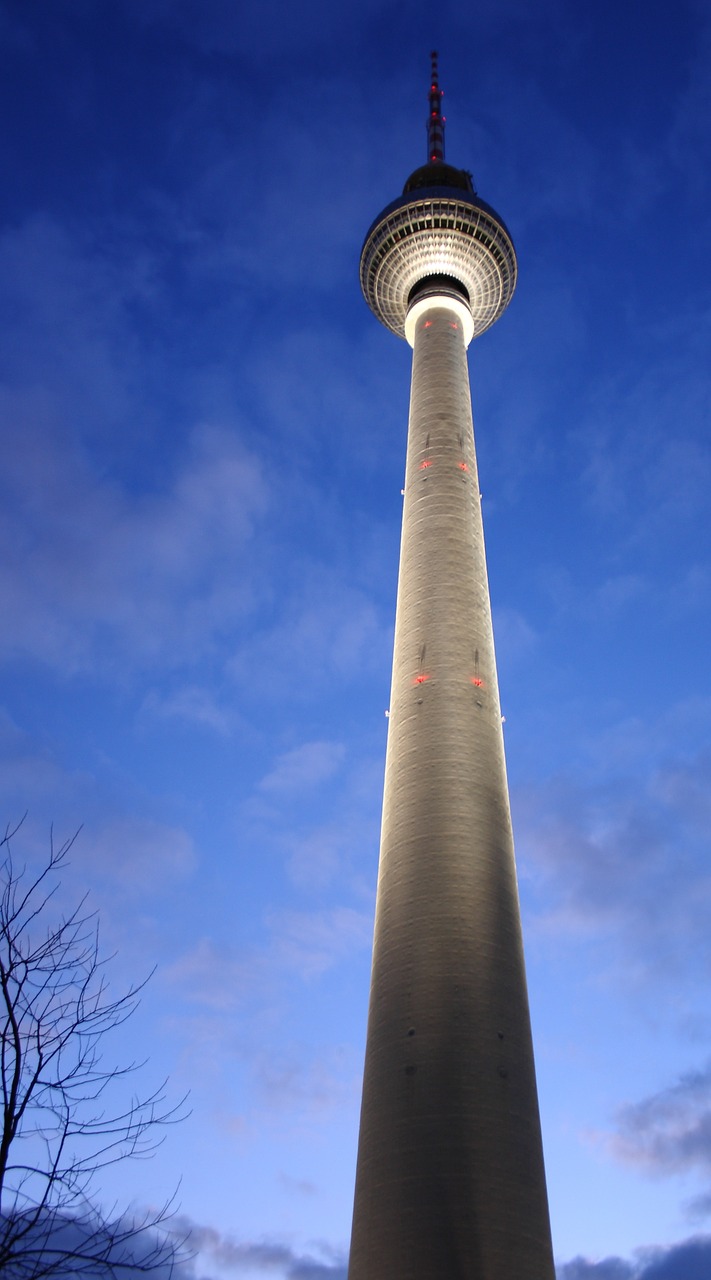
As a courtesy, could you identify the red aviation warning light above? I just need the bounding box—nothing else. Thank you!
[413,673,430,685]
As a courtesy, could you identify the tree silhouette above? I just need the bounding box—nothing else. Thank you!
[0,821,185,1278]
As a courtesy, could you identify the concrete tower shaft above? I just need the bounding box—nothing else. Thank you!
[347,297,554,1279]
[348,58,554,1280]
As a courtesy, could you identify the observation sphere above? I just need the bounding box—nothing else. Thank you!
[360,161,517,342]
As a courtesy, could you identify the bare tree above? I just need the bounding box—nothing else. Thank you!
[0,821,186,1279]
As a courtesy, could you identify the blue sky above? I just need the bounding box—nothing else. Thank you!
[1,0,711,1276]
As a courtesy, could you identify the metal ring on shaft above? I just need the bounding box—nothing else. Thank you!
[405,293,474,348]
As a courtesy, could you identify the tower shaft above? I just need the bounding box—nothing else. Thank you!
[348,298,554,1280]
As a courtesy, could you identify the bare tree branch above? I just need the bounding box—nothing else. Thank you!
[0,822,188,1278]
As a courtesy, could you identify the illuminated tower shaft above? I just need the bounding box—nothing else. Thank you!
[349,58,554,1280]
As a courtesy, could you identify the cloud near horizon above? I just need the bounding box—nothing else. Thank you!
[174,1218,347,1279]
[172,1218,711,1280]
[558,1235,711,1280]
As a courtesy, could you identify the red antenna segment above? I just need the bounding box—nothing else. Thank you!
[427,50,445,163]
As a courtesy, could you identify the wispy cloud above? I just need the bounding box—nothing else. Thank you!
[612,1062,711,1178]
[517,726,711,981]
[159,903,371,1129]
[250,1045,356,1119]
[574,313,711,547]
[270,905,372,981]
[172,1218,347,1279]
[163,937,268,1015]
[227,575,387,703]
[141,684,238,735]
[258,743,346,795]
[86,816,196,893]
[163,903,372,1015]
[282,825,349,892]
[0,412,268,674]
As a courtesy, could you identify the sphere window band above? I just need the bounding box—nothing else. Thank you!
[361,196,517,341]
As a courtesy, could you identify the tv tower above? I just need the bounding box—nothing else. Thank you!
[348,56,555,1279]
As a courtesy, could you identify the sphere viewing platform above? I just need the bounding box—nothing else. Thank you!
[360,162,517,344]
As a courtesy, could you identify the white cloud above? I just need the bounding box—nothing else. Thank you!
[163,904,372,1018]
[86,815,196,893]
[284,826,347,892]
[270,906,372,982]
[492,605,538,665]
[141,683,239,735]
[228,576,387,703]
[163,937,267,1014]
[259,743,346,795]
[0,409,268,673]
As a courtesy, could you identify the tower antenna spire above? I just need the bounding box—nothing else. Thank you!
[427,49,445,163]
